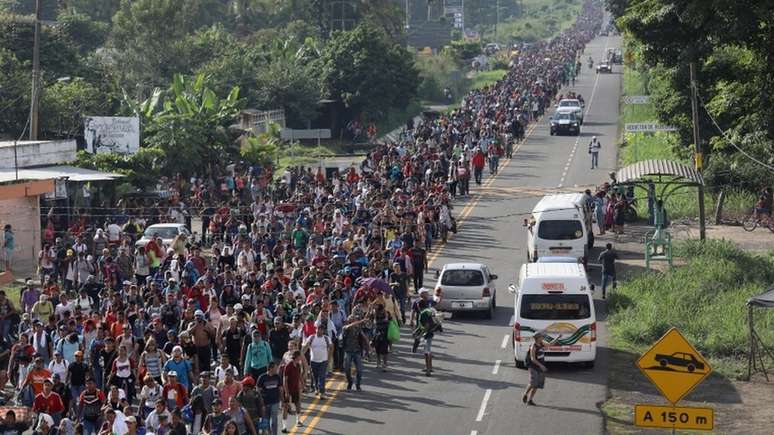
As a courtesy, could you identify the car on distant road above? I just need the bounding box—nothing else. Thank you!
[655,352,705,372]
[435,263,498,319]
[550,112,581,136]
[484,43,501,55]
[135,223,191,249]
[556,98,584,124]
[596,63,612,74]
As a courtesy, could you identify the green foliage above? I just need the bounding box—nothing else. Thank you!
[0,13,81,80]
[608,239,774,376]
[315,23,419,120]
[74,147,166,189]
[141,74,243,176]
[251,59,321,127]
[109,0,227,87]
[414,52,469,103]
[240,122,281,166]
[445,40,481,65]
[40,78,108,138]
[56,11,110,54]
[611,0,774,200]
[470,70,507,91]
[65,0,122,23]
[488,0,582,43]
[0,48,29,138]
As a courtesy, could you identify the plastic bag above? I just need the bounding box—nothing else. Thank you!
[387,319,400,343]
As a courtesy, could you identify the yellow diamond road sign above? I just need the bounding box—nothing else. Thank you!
[636,327,712,404]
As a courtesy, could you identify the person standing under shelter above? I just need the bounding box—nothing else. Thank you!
[597,243,618,299]
[588,136,601,169]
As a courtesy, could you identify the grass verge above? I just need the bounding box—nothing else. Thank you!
[488,0,583,43]
[469,69,508,90]
[607,239,774,378]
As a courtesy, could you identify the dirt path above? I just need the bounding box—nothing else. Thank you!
[598,221,774,434]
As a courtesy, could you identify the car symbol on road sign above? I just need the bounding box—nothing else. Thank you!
[636,328,712,404]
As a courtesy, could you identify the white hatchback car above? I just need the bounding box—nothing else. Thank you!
[434,263,498,319]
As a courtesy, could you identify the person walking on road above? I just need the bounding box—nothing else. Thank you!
[472,148,485,185]
[597,243,618,299]
[522,331,548,406]
[588,136,601,169]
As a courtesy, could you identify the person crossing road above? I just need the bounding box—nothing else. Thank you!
[588,136,601,169]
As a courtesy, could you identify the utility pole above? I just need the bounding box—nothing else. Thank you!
[495,0,499,44]
[690,62,706,241]
[30,0,42,140]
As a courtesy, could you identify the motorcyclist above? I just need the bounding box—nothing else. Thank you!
[588,56,594,69]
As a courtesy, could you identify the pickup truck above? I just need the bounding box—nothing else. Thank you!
[655,352,705,372]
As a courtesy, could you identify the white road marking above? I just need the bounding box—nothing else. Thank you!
[471,431,478,435]
[558,36,610,188]
[476,389,492,422]
[492,360,502,375]
[501,334,510,349]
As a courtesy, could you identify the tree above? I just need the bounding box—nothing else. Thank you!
[314,23,418,120]
[40,78,107,138]
[141,74,242,176]
[109,0,228,87]
[0,48,29,138]
[252,57,321,127]
[65,0,122,23]
[56,11,110,54]
[74,147,166,189]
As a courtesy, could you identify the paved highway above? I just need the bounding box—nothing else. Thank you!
[291,34,623,435]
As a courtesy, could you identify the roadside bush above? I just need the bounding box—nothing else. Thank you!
[609,240,774,370]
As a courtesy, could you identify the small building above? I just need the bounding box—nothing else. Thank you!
[0,140,122,278]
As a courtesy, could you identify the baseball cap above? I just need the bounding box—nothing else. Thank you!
[234,303,243,311]
[168,370,178,377]
[194,310,205,317]
[241,376,256,387]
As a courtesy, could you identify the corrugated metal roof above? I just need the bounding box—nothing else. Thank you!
[615,159,704,185]
[0,165,124,183]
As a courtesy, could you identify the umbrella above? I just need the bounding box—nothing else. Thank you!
[360,277,394,296]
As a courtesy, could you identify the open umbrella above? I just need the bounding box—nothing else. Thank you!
[360,277,394,296]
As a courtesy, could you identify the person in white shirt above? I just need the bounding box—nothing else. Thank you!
[107,221,122,245]
[302,326,333,398]
[48,351,68,379]
[55,294,75,320]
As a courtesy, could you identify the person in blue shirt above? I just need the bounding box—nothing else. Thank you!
[163,346,193,391]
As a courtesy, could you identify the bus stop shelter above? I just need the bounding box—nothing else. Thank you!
[614,159,704,268]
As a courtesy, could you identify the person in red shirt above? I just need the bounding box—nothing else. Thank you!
[162,371,188,411]
[32,379,65,423]
[22,357,51,397]
[472,148,486,185]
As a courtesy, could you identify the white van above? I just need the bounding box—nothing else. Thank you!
[509,262,597,368]
[524,193,594,265]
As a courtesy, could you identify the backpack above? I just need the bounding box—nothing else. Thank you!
[418,308,437,333]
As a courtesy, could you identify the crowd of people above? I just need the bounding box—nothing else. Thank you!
[0,2,603,435]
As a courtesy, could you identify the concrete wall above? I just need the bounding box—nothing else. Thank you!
[0,140,77,169]
[0,196,41,276]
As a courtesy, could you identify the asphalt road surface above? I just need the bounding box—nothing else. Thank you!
[290,34,623,435]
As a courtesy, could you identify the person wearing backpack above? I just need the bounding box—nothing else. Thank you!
[522,331,549,406]
[410,289,441,376]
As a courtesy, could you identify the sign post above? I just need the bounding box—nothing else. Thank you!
[634,327,714,432]
[623,95,651,105]
[624,123,678,133]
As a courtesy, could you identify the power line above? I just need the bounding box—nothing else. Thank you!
[697,94,774,173]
